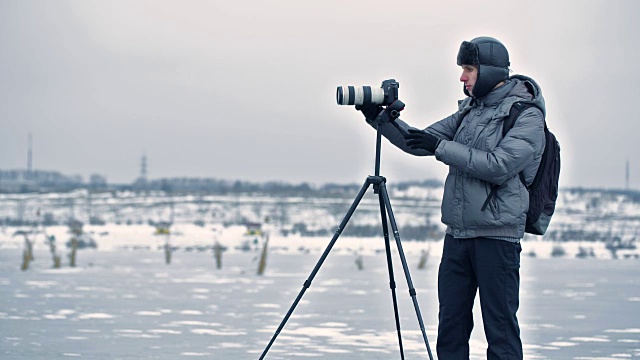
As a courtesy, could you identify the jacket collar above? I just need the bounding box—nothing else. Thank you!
[457,75,545,116]
[476,79,517,107]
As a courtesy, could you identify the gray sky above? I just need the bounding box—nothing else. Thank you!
[1,0,639,189]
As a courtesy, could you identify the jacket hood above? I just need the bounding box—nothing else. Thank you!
[502,74,546,117]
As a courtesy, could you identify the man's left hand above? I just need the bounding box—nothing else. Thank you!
[404,129,441,153]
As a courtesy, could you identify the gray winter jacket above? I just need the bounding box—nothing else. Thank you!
[375,75,546,239]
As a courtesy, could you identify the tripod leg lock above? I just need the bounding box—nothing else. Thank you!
[389,280,396,289]
[367,175,387,185]
[409,288,417,297]
[304,280,312,289]
[367,176,387,194]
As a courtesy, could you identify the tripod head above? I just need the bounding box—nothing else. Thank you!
[373,99,405,126]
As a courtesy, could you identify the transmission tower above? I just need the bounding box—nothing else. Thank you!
[141,152,148,181]
[27,133,33,176]
[626,159,630,190]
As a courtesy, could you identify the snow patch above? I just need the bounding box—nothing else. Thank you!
[135,311,162,316]
[605,329,640,334]
[26,280,58,288]
[179,310,203,315]
[570,336,610,342]
[43,314,66,320]
[548,341,577,347]
[190,328,246,336]
[148,329,182,335]
[253,303,280,309]
[77,313,114,319]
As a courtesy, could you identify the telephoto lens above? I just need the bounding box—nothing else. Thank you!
[336,86,385,106]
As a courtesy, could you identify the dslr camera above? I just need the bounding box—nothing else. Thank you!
[336,79,400,106]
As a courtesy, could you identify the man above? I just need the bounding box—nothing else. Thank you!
[357,36,546,359]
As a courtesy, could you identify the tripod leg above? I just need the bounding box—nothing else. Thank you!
[259,179,372,360]
[378,191,405,360]
[379,183,435,360]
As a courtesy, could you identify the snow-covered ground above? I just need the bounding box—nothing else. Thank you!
[0,221,636,260]
[1,187,639,358]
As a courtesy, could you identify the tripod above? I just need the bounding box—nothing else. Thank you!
[259,109,434,360]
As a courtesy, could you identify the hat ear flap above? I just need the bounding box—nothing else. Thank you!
[472,65,508,99]
[457,41,479,66]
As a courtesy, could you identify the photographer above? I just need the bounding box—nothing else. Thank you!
[357,37,546,360]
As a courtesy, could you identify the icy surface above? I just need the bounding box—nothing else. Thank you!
[1,247,639,359]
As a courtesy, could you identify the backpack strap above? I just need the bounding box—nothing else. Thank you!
[503,102,542,187]
[502,102,535,137]
[481,102,541,212]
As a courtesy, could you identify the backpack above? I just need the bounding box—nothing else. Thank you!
[490,102,561,235]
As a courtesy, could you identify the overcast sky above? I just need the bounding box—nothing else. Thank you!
[1,0,638,189]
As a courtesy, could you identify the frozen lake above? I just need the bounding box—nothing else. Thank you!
[1,246,639,359]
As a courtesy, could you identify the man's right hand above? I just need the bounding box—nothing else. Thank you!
[355,102,382,123]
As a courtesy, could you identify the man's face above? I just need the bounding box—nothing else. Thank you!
[460,65,478,96]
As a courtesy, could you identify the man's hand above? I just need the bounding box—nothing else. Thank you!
[355,102,382,123]
[404,128,441,153]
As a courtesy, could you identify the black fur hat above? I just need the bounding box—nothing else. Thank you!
[457,41,480,66]
[457,37,510,98]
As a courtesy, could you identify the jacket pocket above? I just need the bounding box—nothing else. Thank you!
[485,183,501,220]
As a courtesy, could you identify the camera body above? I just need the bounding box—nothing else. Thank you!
[379,79,400,105]
[336,79,400,106]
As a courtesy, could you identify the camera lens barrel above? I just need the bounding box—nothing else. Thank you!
[336,86,384,105]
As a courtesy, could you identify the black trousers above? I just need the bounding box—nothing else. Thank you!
[436,234,523,360]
